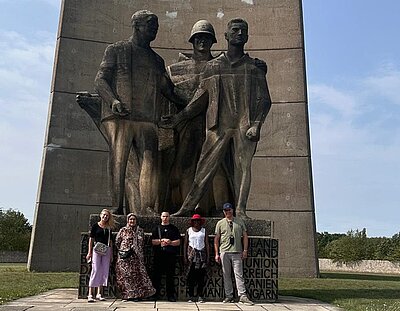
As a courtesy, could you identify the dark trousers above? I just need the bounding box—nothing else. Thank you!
[187,264,206,297]
[153,251,177,298]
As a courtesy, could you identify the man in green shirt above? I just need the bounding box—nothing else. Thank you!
[214,203,254,305]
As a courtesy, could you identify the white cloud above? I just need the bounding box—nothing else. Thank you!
[0,28,55,221]
[309,66,400,237]
[310,84,359,118]
[363,66,400,106]
[0,30,54,122]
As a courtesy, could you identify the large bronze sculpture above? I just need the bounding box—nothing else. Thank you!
[165,20,232,215]
[81,10,185,215]
[78,14,271,219]
[161,18,272,218]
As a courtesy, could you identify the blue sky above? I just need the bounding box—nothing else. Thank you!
[0,0,399,237]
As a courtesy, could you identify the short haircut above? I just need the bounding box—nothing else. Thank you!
[131,10,157,27]
[227,18,248,30]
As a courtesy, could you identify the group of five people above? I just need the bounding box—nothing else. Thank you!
[86,205,254,305]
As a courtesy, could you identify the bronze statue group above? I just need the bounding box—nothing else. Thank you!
[79,8,272,306]
[77,9,271,219]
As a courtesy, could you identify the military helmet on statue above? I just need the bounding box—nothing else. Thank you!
[188,20,217,43]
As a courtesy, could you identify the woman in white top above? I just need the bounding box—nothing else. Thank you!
[184,214,209,303]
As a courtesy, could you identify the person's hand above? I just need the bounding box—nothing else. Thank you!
[86,253,92,263]
[246,125,260,142]
[161,238,171,247]
[111,99,130,117]
[215,254,221,264]
[242,250,248,259]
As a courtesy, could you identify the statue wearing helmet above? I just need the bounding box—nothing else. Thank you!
[163,20,233,216]
[188,20,217,44]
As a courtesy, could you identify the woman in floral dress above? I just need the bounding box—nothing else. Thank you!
[115,213,155,301]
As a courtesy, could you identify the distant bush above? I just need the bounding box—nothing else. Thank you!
[327,229,367,263]
[0,208,32,251]
[317,231,345,258]
[317,229,400,263]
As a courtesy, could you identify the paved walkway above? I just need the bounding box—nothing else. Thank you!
[0,289,344,311]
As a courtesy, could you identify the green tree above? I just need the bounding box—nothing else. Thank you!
[327,228,367,263]
[0,208,32,251]
[370,237,391,260]
[317,231,345,258]
[387,232,400,262]
[319,229,400,262]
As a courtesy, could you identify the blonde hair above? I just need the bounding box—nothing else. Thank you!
[100,208,116,229]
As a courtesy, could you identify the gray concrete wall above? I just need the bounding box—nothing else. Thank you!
[320,259,400,275]
[29,0,318,276]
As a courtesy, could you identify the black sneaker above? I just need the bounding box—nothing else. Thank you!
[149,294,159,301]
[222,297,234,303]
[168,296,176,302]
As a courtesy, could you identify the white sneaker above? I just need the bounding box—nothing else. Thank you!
[239,295,254,305]
[96,294,106,301]
[87,295,95,303]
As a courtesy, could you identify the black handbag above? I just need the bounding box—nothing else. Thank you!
[118,248,133,259]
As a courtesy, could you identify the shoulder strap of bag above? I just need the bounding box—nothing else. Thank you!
[158,225,162,240]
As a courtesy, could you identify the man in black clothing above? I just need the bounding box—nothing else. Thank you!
[151,211,181,301]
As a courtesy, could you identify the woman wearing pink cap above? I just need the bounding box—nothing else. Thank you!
[184,214,209,303]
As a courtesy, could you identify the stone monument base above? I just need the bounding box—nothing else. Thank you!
[78,215,278,302]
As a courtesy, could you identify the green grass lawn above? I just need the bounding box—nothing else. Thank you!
[0,263,78,305]
[280,272,400,311]
[1,264,399,310]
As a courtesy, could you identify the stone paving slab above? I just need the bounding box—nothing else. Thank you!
[231,304,267,311]
[112,307,157,311]
[259,305,288,311]
[153,301,199,310]
[197,302,243,310]
[0,289,344,311]
[0,307,29,311]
